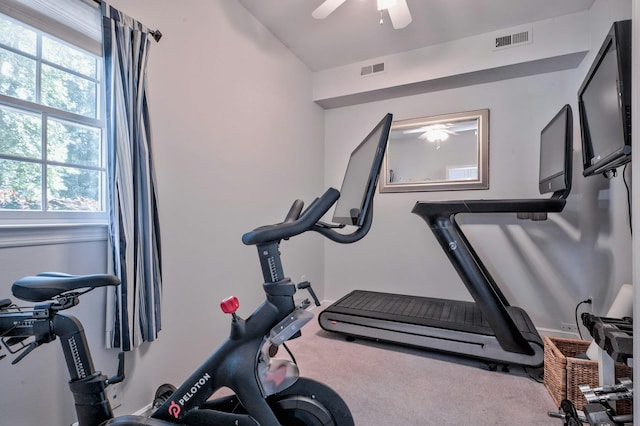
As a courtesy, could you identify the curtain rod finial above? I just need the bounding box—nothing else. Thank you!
[152,30,162,42]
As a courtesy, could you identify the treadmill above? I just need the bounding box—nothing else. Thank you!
[319,104,573,367]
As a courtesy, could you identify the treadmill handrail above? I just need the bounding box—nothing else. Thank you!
[412,198,566,217]
[411,197,567,356]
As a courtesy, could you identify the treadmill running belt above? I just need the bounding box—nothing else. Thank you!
[326,290,529,337]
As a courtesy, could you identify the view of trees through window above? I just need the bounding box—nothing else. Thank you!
[0,13,104,213]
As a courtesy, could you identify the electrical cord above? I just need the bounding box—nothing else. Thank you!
[622,163,632,234]
[282,342,297,365]
[523,366,544,383]
[574,298,592,340]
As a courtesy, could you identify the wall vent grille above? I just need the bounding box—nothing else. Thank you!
[495,35,512,48]
[512,30,529,44]
[361,62,385,77]
[493,28,532,50]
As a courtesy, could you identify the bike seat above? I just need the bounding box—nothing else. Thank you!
[12,273,120,302]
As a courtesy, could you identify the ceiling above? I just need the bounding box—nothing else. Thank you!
[237,0,595,72]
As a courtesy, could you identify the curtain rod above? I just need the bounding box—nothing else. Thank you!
[93,0,162,42]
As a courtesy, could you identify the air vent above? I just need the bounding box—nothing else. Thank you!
[360,62,385,77]
[512,30,529,44]
[495,35,512,48]
[493,28,532,50]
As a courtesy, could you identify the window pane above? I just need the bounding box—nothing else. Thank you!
[0,105,41,158]
[0,47,36,101]
[0,11,105,220]
[47,165,101,211]
[0,15,36,55]
[42,37,96,78]
[48,118,101,167]
[0,159,41,210]
[41,63,97,118]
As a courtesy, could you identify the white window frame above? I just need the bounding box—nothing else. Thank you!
[0,9,107,229]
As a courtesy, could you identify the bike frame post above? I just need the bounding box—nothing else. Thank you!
[0,304,113,426]
[257,242,285,284]
[257,242,296,315]
[54,314,113,426]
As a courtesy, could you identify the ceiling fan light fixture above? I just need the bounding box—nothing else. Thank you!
[417,125,451,143]
[313,0,411,29]
[424,130,450,143]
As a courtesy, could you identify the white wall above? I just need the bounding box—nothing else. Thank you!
[0,0,635,424]
[322,0,633,336]
[0,1,325,424]
[632,2,640,423]
[313,10,591,108]
[107,0,326,416]
[0,240,108,424]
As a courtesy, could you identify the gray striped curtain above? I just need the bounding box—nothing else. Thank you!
[102,5,162,351]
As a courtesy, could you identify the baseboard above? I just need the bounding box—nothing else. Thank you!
[537,327,581,340]
[73,403,152,424]
[132,403,154,416]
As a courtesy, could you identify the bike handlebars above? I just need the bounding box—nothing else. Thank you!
[241,188,340,246]
[310,197,373,245]
[283,199,305,223]
[241,187,376,247]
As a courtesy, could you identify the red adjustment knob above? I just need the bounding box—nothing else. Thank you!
[220,296,239,314]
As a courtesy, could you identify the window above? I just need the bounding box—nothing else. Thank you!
[0,11,105,223]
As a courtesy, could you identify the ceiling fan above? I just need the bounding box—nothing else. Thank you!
[312,0,412,29]
[404,121,477,146]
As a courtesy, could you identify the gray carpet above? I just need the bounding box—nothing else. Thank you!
[284,306,559,425]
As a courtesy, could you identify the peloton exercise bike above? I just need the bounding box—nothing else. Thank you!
[319,105,573,368]
[0,113,394,426]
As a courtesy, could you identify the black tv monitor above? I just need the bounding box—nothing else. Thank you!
[578,19,631,177]
[539,104,572,197]
[332,113,393,226]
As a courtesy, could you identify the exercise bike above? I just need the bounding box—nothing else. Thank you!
[0,113,394,425]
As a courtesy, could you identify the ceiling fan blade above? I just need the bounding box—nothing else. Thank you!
[312,0,347,19]
[387,0,412,29]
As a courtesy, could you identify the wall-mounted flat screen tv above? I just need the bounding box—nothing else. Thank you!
[578,19,631,177]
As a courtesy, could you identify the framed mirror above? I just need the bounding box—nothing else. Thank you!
[380,109,489,192]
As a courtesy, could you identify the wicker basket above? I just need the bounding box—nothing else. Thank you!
[543,336,633,414]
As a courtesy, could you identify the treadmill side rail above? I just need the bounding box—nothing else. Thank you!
[410,198,564,357]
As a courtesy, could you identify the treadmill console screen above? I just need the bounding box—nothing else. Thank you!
[332,113,393,227]
[538,104,572,197]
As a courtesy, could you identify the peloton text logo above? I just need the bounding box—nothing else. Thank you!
[168,372,212,418]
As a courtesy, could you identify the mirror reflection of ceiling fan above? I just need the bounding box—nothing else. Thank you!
[312,0,412,29]
[403,121,477,147]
